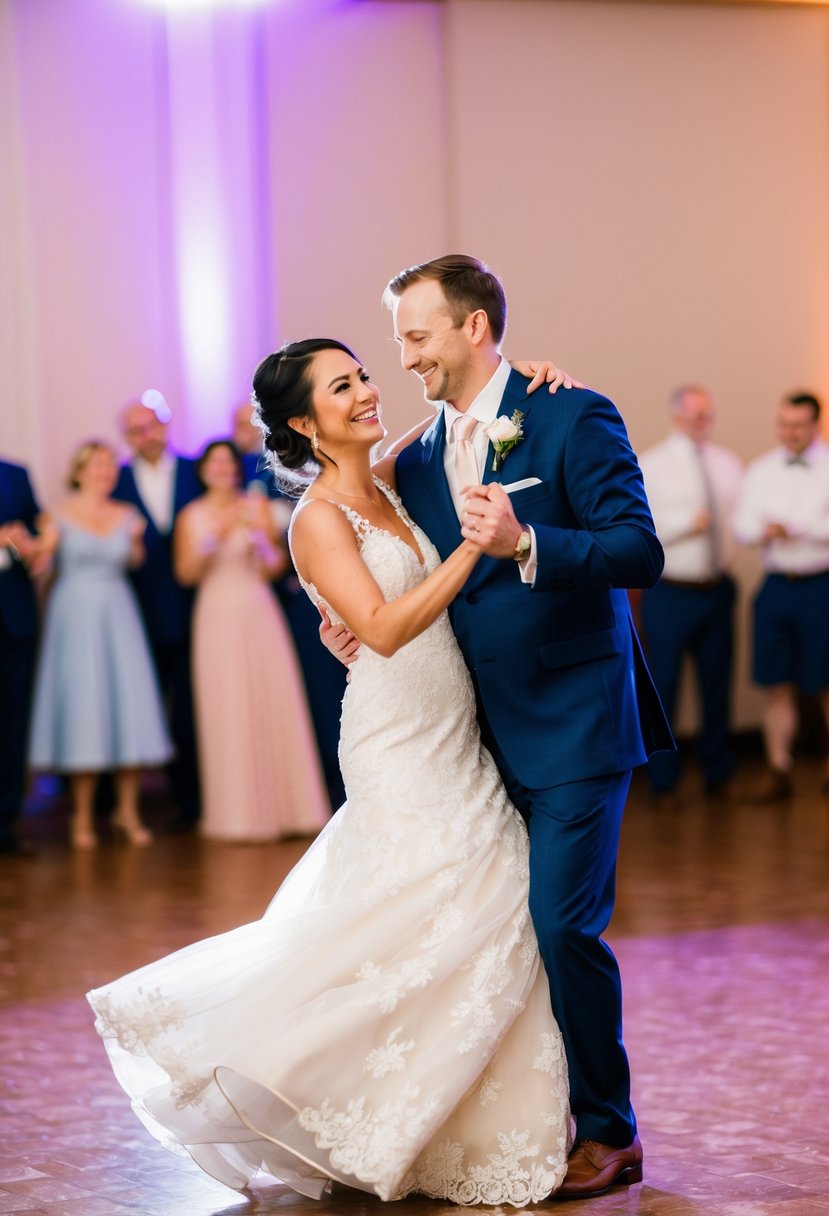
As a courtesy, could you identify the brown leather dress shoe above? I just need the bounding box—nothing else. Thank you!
[751,767,793,805]
[555,1135,643,1200]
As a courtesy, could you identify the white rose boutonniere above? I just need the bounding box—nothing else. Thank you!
[484,410,524,473]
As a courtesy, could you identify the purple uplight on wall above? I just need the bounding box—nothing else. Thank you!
[141,0,271,9]
[149,1,276,446]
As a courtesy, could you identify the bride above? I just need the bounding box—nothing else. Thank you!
[87,339,573,1206]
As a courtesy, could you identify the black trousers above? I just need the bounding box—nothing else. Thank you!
[642,576,736,792]
[0,623,36,842]
[151,638,201,823]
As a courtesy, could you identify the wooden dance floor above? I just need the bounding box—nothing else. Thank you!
[2,755,829,1215]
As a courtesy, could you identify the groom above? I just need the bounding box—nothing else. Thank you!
[384,255,673,1199]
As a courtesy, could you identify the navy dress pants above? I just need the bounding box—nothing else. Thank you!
[482,711,636,1147]
[152,638,201,824]
[642,576,735,793]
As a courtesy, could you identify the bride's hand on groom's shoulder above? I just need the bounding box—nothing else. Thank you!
[319,607,360,670]
[510,360,585,394]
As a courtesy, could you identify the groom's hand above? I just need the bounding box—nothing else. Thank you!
[461,484,524,558]
[319,607,361,669]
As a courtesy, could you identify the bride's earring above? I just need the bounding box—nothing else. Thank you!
[311,428,320,453]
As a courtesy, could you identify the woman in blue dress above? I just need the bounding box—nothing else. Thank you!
[28,441,173,849]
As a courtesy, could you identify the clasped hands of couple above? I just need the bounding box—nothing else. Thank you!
[320,355,579,663]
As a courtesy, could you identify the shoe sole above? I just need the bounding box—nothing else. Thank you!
[555,1162,643,1201]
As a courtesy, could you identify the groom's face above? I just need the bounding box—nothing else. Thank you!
[392,279,475,407]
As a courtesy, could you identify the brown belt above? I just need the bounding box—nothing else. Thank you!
[660,576,727,590]
[773,569,829,582]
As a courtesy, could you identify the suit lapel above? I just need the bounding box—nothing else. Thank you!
[419,411,462,556]
[172,457,184,517]
[482,370,534,488]
[0,469,11,522]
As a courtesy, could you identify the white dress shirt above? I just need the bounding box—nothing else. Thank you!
[442,358,512,516]
[442,358,537,582]
[733,441,829,574]
[132,451,176,533]
[639,432,744,581]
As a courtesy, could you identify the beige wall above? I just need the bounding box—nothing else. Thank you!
[2,0,828,727]
[438,0,829,729]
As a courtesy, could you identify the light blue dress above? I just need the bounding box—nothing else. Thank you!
[28,513,173,773]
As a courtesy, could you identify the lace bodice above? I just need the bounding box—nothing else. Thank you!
[294,479,468,726]
[294,476,439,619]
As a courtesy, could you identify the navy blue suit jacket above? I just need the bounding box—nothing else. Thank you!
[395,371,673,790]
[114,457,202,647]
[0,460,40,639]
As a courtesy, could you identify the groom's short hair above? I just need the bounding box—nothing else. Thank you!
[384,254,507,344]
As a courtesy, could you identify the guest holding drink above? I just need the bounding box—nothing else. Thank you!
[231,398,349,808]
[174,440,329,842]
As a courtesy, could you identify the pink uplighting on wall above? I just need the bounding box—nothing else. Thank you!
[140,0,271,9]
[158,4,275,444]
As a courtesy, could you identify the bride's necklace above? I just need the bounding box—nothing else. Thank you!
[320,485,381,505]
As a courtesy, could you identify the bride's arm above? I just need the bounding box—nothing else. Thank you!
[510,360,584,392]
[291,500,480,658]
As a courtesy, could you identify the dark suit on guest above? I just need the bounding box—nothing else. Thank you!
[396,372,673,1146]
[114,457,202,823]
[242,453,347,808]
[0,460,40,848]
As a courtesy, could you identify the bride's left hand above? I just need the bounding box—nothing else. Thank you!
[510,360,585,394]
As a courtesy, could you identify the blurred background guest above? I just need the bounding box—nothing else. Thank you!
[115,398,202,830]
[639,386,744,807]
[230,399,347,808]
[174,440,329,842]
[232,399,271,487]
[0,459,41,856]
[733,392,829,803]
[27,441,172,849]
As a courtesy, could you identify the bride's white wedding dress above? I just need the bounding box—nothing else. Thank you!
[87,479,571,1206]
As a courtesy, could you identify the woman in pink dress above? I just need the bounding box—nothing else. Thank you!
[174,440,329,841]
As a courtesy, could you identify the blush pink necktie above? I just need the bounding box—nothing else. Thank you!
[452,414,480,493]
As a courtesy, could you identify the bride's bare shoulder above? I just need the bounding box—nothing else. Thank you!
[290,494,351,539]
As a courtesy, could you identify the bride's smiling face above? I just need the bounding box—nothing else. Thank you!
[307,349,385,450]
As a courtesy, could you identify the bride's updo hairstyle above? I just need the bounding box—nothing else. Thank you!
[252,338,360,495]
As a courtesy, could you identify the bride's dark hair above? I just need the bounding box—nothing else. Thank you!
[252,338,360,495]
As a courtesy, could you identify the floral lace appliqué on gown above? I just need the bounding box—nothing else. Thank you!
[87,477,571,1205]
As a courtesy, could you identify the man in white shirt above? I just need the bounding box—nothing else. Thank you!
[733,392,829,802]
[639,386,744,806]
[115,401,203,828]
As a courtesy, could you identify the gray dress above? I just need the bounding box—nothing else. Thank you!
[28,514,172,772]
